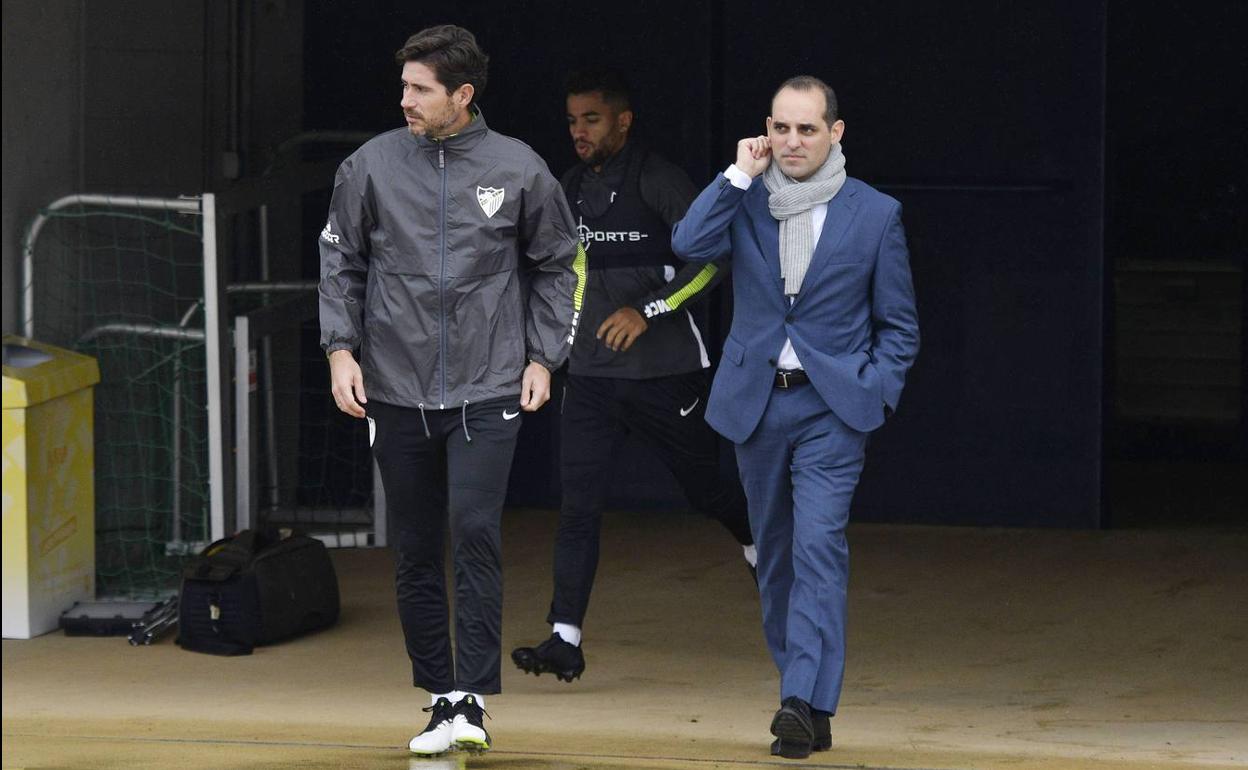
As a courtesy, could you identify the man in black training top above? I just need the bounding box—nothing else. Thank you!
[319,26,579,756]
[511,69,755,682]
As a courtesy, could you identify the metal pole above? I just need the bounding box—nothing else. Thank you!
[234,315,251,530]
[171,300,202,547]
[202,193,226,542]
[77,324,205,343]
[258,205,280,512]
[171,361,182,544]
[226,281,317,293]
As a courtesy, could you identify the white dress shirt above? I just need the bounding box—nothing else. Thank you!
[724,164,827,370]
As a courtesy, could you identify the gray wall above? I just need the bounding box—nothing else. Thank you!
[81,1,211,194]
[3,0,304,336]
[2,1,85,335]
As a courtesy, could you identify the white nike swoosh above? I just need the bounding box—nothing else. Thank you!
[679,398,700,417]
[502,410,520,420]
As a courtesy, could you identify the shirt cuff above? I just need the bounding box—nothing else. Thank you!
[724,164,753,190]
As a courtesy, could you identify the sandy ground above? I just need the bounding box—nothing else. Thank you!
[4,509,1247,769]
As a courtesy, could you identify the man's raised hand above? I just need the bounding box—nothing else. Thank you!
[735,134,771,177]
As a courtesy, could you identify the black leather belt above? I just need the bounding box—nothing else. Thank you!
[774,369,810,388]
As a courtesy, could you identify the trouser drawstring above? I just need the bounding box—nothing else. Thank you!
[417,404,431,438]
[461,400,472,443]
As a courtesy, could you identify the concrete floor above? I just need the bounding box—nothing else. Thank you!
[4,509,1247,770]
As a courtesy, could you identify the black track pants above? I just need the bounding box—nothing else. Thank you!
[547,371,753,627]
[369,396,521,694]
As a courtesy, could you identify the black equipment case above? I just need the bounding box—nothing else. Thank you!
[177,529,339,655]
[61,600,165,637]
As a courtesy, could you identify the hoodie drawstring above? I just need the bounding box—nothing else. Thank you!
[417,404,431,438]
[461,400,472,443]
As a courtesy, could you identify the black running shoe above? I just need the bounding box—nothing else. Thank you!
[510,633,586,682]
[450,694,491,753]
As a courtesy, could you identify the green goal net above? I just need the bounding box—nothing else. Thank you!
[26,199,210,598]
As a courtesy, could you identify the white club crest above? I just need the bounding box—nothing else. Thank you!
[477,186,505,218]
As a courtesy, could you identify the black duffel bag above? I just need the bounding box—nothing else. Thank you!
[177,529,340,655]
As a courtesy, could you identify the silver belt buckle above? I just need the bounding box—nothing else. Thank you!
[777,370,789,389]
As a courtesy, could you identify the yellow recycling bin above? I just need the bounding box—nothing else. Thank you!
[3,336,100,638]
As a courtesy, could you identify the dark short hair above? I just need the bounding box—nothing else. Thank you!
[774,75,838,126]
[565,68,632,113]
[395,25,489,106]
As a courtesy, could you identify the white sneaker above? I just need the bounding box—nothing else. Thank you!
[409,697,455,755]
[450,694,491,753]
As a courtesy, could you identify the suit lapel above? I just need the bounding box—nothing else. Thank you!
[792,185,860,310]
[745,185,785,293]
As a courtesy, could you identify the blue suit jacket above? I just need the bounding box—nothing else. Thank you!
[672,173,919,441]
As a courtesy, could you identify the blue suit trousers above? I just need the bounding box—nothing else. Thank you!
[734,383,867,714]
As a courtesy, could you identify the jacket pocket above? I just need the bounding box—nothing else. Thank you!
[722,336,745,366]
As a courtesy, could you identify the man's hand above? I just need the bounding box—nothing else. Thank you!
[735,134,771,177]
[328,349,367,418]
[596,306,649,352]
[520,361,551,412]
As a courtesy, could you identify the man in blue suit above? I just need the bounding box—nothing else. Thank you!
[672,76,919,759]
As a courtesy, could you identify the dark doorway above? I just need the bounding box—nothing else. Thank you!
[1103,0,1247,527]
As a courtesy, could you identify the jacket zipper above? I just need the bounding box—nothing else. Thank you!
[437,142,447,409]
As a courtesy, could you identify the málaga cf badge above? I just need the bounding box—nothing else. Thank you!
[477,186,504,218]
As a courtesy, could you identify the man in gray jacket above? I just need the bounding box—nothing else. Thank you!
[319,25,581,756]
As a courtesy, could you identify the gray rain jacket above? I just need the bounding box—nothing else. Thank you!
[319,112,581,409]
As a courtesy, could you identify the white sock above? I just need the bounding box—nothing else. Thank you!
[431,691,454,706]
[552,622,582,646]
[743,544,758,568]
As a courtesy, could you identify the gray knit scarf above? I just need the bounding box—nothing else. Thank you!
[763,143,846,295]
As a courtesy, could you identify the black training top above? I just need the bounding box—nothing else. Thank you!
[562,141,728,379]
